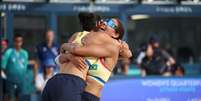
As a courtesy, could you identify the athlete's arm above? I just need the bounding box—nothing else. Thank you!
[61,42,116,58]
[61,32,118,57]
[119,40,132,58]
[68,32,79,43]
[55,32,87,70]
[56,32,80,64]
[55,53,87,69]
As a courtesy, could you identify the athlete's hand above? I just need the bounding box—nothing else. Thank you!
[71,56,87,70]
[60,43,80,53]
[119,40,132,58]
[59,53,87,70]
[119,40,129,52]
[59,54,70,64]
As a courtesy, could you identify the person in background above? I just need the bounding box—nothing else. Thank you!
[1,39,9,54]
[1,39,9,77]
[174,65,185,76]
[114,41,131,75]
[36,29,59,91]
[1,34,29,101]
[136,36,176,76]
[164,43,174,57]
[136,43,147,76]
[1,39,9,101]
[163,63,185,77]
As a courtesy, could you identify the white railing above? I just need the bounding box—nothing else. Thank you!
[49,0,138,4]
[3,0,201,4]
[95,0,138,4]
[142,0,177,4]
[50,0,90,3]
[3,0,47,2]
[180,0,201,5]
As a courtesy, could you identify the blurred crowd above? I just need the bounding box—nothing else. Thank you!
[135,36,185,77]
[0,29,186,101]
[113,35,185,76]
[1,29,59,101]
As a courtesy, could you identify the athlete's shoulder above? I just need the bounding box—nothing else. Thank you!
[91,32,111,40]
[72,32,81,37]
[74,32,81,35]
[68,32,80,43]
[75,31,88,35]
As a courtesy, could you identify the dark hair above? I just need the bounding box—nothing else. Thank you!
[175,64,185,74]
[114,18,124,39]
[149,35,159,44]
[46,28,53,32]
[78,12,101,31]
[14,33,23,40]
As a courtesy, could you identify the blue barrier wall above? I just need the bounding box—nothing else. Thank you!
[101,76,201,101]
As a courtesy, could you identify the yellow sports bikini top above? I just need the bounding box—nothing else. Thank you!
[72,31,111,86]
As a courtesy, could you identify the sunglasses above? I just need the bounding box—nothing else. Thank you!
[104,19,118,32]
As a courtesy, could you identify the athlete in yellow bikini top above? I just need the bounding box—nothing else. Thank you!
[72,31,111,86]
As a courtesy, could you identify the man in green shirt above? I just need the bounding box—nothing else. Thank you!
[1,34,29,101]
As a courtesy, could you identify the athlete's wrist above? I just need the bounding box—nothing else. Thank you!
[68,44,76,53]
